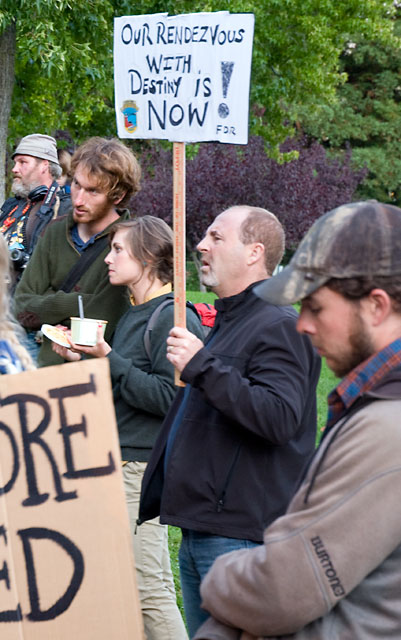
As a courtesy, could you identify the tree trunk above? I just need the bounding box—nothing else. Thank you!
[0,21,16,205]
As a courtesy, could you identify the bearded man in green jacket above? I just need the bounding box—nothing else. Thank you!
[14,137,141,367]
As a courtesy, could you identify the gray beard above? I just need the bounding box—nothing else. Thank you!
[12,179,37,199]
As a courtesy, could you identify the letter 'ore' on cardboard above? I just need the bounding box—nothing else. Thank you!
[0,358,144,639]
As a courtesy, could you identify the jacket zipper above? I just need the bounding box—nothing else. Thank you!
[216,444,242,513]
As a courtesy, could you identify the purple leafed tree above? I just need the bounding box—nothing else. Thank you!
[130,136,366,253]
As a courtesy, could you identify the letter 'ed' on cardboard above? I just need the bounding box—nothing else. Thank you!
[0,358,144,640]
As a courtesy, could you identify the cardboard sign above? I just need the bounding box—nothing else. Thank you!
[0,358,143,639]
[114,11,255,144]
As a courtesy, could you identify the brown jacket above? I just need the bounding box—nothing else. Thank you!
[194,375,401,639]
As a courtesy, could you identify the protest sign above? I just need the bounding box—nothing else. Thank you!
[0,358,143,639]
[114,11,255,144]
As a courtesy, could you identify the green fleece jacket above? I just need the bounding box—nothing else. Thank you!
[108,293,203,461]
[14,209,130,367]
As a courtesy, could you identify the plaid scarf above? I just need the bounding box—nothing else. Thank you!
[326,338,401,430]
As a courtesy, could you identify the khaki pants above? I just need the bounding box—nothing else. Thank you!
[123,461,188,640]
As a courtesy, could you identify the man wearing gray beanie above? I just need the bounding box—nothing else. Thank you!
[0,134,72,360]
[0,134,71,285]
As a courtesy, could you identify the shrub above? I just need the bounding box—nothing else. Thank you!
[130,135,366,252]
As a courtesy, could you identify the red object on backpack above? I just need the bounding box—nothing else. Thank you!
[193,302,217,329]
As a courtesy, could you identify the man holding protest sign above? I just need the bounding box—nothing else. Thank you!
[14,137,140,367]
[139,205,321,637]
[192,201,401,640]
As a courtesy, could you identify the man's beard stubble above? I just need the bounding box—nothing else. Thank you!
[12,178,37,199]
[200,266,219,291]
[333,312,375,378]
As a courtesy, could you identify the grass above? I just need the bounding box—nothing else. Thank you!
[168,526,184,612]
[186,290,217,304]
[317,360,339,437]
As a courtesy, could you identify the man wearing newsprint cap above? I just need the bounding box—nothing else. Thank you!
[193,200,401,640]
[0,134,71,284]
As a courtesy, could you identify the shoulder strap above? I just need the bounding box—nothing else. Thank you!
[0,197,20,218]
[60,235,109,293]
[143,299,199,360]
[143,299,173,360]
[28,183,63,255]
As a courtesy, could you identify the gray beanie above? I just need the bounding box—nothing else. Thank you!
[12,134,60,165]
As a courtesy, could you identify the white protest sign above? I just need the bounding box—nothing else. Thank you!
[0,358,143,639]
[114,11,255,144]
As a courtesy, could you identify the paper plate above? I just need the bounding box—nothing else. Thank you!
[41,324,71,348]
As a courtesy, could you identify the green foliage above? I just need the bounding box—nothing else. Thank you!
[186,262,200,291]
[300,8,401,205]
[1,0,396,159]
[3,0,116,147]
[228,0,395,155]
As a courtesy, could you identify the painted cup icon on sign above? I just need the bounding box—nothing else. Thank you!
[218,61,234,119]
[121,100,139,133]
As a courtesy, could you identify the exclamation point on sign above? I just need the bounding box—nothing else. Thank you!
[218,61,234,119]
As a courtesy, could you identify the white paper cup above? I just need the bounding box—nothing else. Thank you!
[70,318,108,346]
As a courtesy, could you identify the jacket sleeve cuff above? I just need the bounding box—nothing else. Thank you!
[106,348,128,376]
[180,346,212,384]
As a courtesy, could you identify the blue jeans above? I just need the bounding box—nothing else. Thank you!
[22,330,40,364]
[179,529,261,638]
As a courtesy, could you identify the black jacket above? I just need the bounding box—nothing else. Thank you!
[1,187,71,287]
[1,187,71,256]
[139,282,321,543]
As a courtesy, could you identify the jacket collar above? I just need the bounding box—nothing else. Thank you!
[366,363,401,400]
[214,280,267,315]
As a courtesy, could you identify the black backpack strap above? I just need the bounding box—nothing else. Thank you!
[143,300,200,360]
[27,182,62,255]
[0,197,20,218]
[60,235,109,293]
[143,300,173,360]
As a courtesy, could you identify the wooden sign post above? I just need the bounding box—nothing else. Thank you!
[114,11,255,382]
[173,141,186,386]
